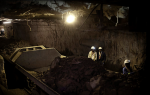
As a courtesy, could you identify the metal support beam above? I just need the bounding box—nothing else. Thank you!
[2,55,60,95]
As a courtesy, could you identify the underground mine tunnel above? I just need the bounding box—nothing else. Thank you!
[0,0,148,95]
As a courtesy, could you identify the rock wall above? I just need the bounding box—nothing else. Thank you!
[10,16,146,72]
[3,24,13,38]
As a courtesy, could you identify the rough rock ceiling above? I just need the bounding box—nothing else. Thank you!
[0,0,129,22]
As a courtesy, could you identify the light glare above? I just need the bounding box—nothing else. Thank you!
[66,15,75,23]
[3,21,11,24]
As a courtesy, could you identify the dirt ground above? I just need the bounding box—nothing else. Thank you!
[39,56,148,95]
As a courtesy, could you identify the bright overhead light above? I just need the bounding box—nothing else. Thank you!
[3,21,11,24]
[66,15,75,23]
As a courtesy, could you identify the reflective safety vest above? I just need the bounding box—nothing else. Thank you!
[88,51,97,61]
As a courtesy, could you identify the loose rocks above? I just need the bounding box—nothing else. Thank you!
[42,56,107,95]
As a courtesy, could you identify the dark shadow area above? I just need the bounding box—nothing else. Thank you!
[104,61,123,72]
[59,48,74,56]
[4,58,28,89]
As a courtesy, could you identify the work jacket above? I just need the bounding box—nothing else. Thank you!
[97,51,106,62]
[123,67,134,74]
[88,51,97,61]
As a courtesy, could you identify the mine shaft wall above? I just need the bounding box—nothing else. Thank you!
[3,24,13,38]
[9,16,146,72]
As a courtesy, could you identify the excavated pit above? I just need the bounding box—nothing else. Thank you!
[38,56,146,95]
[0,37,148,95]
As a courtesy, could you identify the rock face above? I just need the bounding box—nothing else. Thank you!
[10,18,146,72]
[0,36,146,95]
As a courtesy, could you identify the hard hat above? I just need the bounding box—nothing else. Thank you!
[98,47,102,49]
[91,46,95,49]
[124,59,130,64]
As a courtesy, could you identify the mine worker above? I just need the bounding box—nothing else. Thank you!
[88,46,97,61]
[123,59,134,74]
[97,47,106,65]
[0,55,7,88]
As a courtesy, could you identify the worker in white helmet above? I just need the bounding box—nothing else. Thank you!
[123,59,134,74]
[88,46,97,61]
[97,47,106,65]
